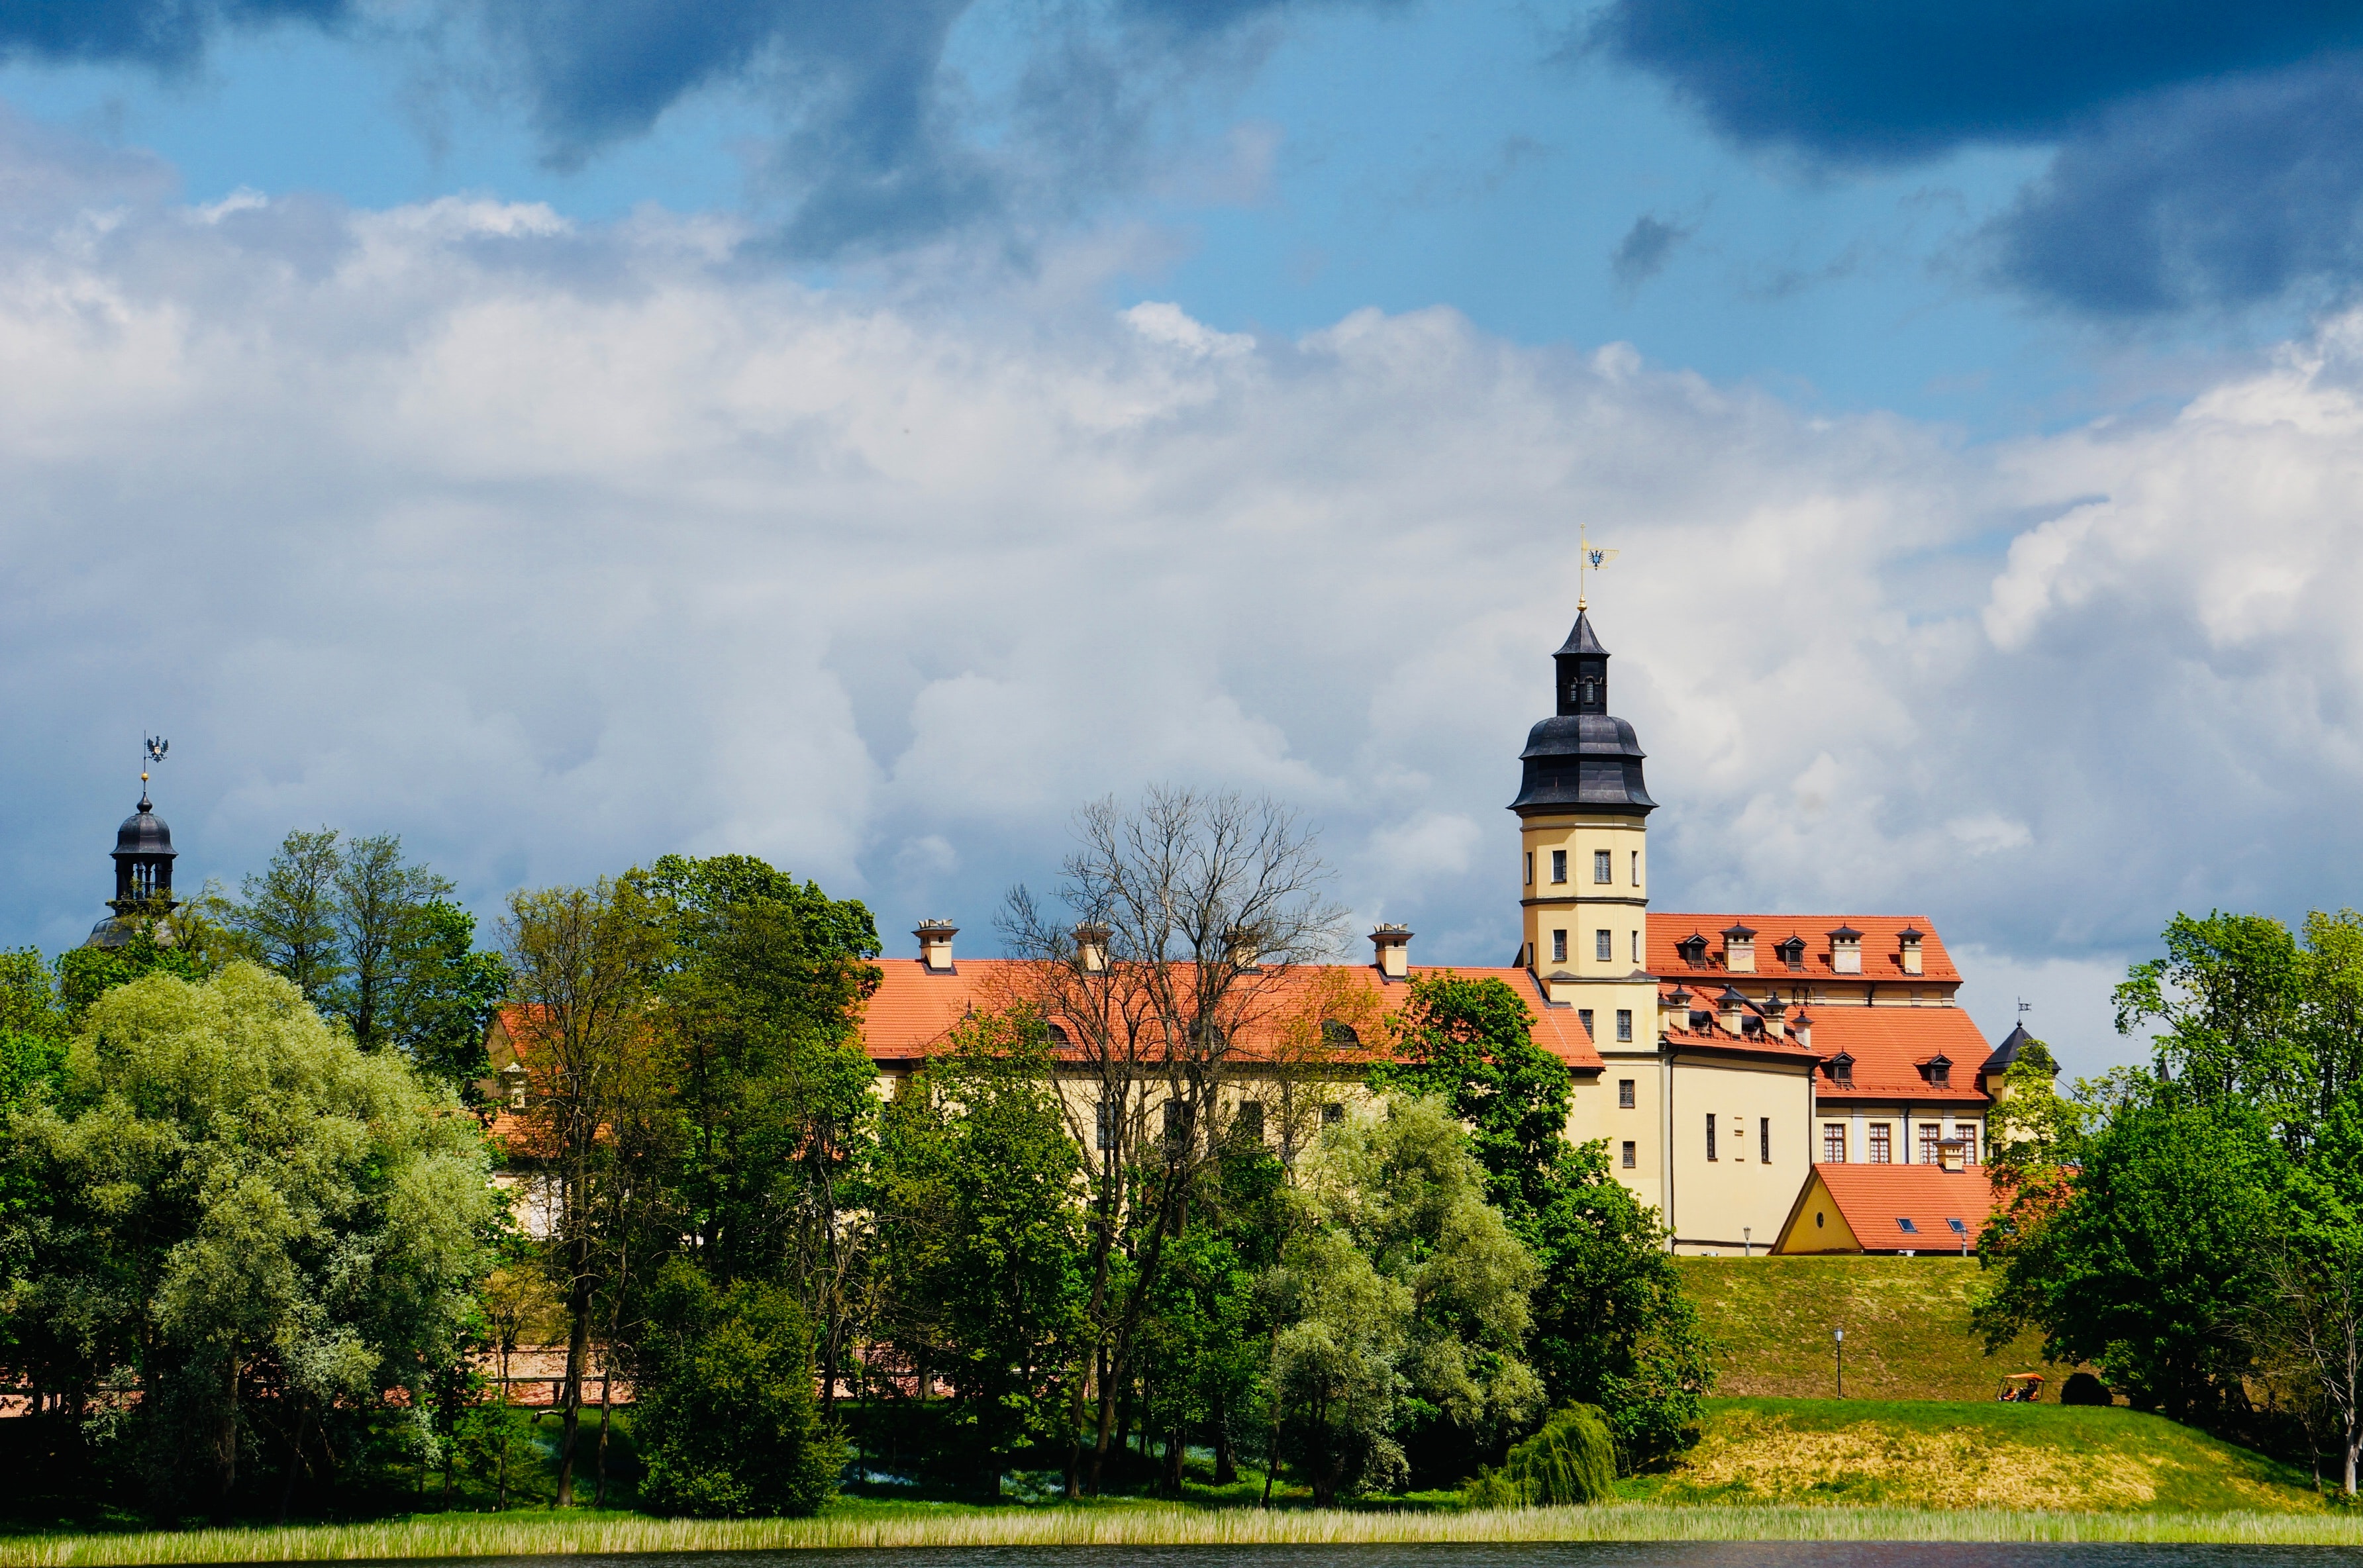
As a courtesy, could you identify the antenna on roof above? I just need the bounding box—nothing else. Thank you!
[1576,524,1618,611]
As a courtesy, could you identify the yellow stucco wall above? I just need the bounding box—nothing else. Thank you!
[1774,1171,1863,1253]
[1663,1054,1817,1255]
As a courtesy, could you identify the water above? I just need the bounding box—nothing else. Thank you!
[446,1549,2360,1568]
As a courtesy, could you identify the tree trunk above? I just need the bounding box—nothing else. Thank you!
[1165,1421,1185,1494]
[593,1370,613,1507]
[2346,1426,2359,1498]
[555,1263,595,1506]
[1213,1388,1236,1485]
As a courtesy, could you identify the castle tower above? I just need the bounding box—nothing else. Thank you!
[85,756,178,950]
[1510,609,1659,1048]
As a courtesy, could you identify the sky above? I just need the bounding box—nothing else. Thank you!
[7,1,2363,1075]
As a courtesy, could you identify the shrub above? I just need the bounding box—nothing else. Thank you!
[633,1261,844,1517]
[2061,1371,2113,1406]
[1460,1404,1616,1508]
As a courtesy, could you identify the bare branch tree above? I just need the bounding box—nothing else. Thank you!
[2256,1226,2363,1494]
[995,785,1347,1494]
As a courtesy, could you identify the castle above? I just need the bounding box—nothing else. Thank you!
[848,606,2030,1255]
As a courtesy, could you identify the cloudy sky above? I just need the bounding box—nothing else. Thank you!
[5,1,2362,1073]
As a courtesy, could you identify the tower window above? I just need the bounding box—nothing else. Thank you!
[1525,852,1533,887]
[1631,930,1640,963]
[1552,929,1568,963]
[1760,1116,1771,1164]
[1582,678,1597,705]
[1619,1078,1635,1108]
[1621,1140,1636,1169]
[1551,850,1567,884]
[1631,850,1640,886]
[1593,850,1611,883]
[1615,1008,1633,1042]
[1595,929,1612,961]
[1706,1114,1718,1161]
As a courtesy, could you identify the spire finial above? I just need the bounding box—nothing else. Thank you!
[1576,524,1618,611]
[140,734,167,809]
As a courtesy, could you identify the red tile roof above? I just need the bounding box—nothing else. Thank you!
[1793,1005,1997,1104]
[1800,1161,2000,1253]
[1647,912,1961,985]
[858,959,1605,1073]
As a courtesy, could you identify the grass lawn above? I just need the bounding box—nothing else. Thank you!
[1629,1398,2323,1513]
[1675,1255,2087,1400]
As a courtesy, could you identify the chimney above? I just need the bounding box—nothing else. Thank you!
[1717,985,1746,1035]
[1762,989,1787,1042]
[1723,923,1756,973]
[1792,1010,1813,1050]
[1225,924,1263,971]
[1371,924,1412,981]
[1073,922,1110,973]
[1938,1138,1966,1173]
[915,918,957,973]
[1898,925,1925,977]
[1665,986,1691,1034]
[1829,924,1864,975]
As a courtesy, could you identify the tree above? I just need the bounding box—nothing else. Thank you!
[500,877,670,1508]
[0,964,499,1518]
[1374,973,1709,1467]
[1976,1093,2280,1422]
[633,1258,844,1517]
[232,828,347,1004]
[868,1018,1088,1494]
[385,901,511,1097]
[1281,1097,1542,1494]
[634,854,880,1412]
[327,832,456,1052]
[995,785,1347,1493]
[2256,1088,2363,1494]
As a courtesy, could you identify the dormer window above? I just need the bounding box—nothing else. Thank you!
[1046,1022,1071,1045]
[1322,1018,1360,1046]
[1825,1050,1854,1090]
[1677,933,1709,967]
[1927,1052,1952,1088]
[1829,924,1864,975]
[1776,936,1805,971]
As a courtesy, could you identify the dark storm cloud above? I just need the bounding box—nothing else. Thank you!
[1589,0,2363,161]
[0,0,346,69]
[1591,0,2363,315]
[1994,58,2363,315]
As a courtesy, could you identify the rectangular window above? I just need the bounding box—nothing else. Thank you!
[1551,849,1568,883]
[1595,928,1612,961]
[1616,1008,1633,1042]
[1760,1116,1772,1164]
[1552,929,1568,963]
[1525,852,1533,887]
[1621,1140,1637,1169]
[1919,1124,1941,1165]
[1097,1100,1119,1151]
[1321,1102,1344,1125]
[1632,930,1641,963]
[1236,1101,1265,1142]
[1619,1078,1636,1108]
[1593,850,1612,883]
[1962,1125,1980,1165]
[1870,1124,1892,1163]
[1823,1122,1846,1163]
[1163,1101,1190,1150]
[1706,1113,1718,1161]
[1579,1008,1595,1037]
[1631,850,1640,886]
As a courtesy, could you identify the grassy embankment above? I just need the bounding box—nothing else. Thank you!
[1672,1255,2083,1400]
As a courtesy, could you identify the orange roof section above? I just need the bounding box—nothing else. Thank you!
[1646,912,1961,985]
[858,958,1605,1073]
[1793,1005,1997,1103]
[1787,1162,2001,1253]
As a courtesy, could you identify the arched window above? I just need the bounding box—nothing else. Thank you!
[1321,1018,1360,1046]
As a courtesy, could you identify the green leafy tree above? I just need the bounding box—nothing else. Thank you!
[326,832,456,1051]
[870,1018,1087,1494]
[0,963,500,1517]
[2256,1088,2363,1494]
[1976,1093,2279,1422]
[385,901,510,1097]
[1281,1097,1542,1494]
[1461,1402,1617,1508]
[1374,974,1709,1467]
[231,828,347,1004]
[633,1257,844,1517]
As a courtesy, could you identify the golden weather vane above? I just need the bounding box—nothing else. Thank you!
[1576,524,1619,611]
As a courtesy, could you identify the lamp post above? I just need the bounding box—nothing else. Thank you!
[1743,1226,1752,1257]
[1834,1328,1844,1399]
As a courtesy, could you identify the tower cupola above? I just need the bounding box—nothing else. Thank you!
[86,737,178,950]
[1510,610,1657,816]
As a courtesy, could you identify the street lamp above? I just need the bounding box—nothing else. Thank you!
[1743,1226,1752,1257]
[1834,1328,1845,1399]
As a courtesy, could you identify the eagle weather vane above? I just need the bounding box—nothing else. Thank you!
[142,734,168,795]
[1577,524,1619,611]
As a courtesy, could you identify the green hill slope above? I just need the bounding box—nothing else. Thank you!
[1674,1255,2084,1401]
[1631,1398,2321,1512]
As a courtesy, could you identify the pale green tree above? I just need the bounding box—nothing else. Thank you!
[1,963,501,1518]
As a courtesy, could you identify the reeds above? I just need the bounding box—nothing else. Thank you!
[6,1502,2363,1565]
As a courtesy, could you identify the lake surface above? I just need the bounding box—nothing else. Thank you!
[448,1549,2362,1568]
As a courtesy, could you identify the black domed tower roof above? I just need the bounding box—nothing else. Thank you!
[115,795,175,859]
[1508,609,1658,816]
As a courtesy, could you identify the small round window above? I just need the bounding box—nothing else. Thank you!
[1815,1211,1825,1229]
